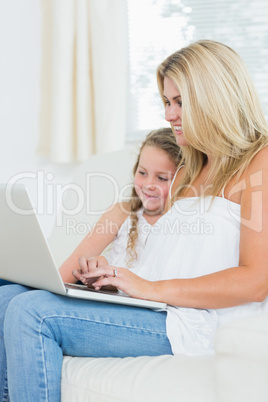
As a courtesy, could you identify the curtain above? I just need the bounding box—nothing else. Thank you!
[38,0,128,163]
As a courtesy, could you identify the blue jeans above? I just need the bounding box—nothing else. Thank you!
[0,280,14,286]
[0,285,172,401]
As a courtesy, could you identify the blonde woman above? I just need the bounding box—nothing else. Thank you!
[1,40,268,400]
[77,40,268,345]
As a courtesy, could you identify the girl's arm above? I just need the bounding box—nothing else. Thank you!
[59,202,130,283]
[80,148,268,308]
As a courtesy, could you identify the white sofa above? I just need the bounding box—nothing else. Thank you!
[49,149,268,402]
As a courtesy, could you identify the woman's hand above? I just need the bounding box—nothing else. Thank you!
[79,265,155,300]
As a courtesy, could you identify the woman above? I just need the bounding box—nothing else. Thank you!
[1,40,268,401]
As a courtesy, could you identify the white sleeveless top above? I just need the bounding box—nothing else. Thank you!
[104,208,151,269]
[134,195,267,355]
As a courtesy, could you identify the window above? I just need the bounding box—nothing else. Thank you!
[126,0,268,141]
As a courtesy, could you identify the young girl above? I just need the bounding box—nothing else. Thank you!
[0,128,179,293]
[59,127,181,283]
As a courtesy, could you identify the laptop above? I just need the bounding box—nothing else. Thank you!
[0,183,166,310]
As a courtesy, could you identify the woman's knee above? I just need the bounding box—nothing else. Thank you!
[4,290,61,329]
[4,290,50,340]
[5,289,50,319]
[4,290,65,352]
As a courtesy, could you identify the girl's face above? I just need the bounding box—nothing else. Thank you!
[134,145,177,214]
[163,76,188,146]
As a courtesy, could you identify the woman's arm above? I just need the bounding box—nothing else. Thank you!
[79,148,268,308]
[150,147,268,308]
[59,202,130,283]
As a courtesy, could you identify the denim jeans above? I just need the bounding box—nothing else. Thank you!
[0,284,172,402]
[0,280,14,286]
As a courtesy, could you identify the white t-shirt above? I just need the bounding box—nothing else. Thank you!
[104,208,151,269]
[134,196,267,355]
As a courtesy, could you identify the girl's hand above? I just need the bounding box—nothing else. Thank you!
[72,256,107,285]
[73,256,118,292]
[79,265,155,300]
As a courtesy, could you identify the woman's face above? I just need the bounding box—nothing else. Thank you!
[163,76,188,146]
[134,145,177,214]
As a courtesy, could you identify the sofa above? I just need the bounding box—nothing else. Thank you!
[48,149,268,402]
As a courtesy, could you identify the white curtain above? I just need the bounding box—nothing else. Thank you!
[38,0,128,163]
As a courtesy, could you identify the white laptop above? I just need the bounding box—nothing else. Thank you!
[0,183,166,310]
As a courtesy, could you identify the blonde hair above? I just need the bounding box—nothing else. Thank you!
[126,127,181,267]
[157,39,268,200]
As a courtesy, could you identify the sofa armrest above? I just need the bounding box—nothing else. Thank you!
[215,313,268,402]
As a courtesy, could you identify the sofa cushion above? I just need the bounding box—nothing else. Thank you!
[215,313,268,402]
[61,354,214,401]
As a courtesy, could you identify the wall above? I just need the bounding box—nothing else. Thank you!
[0,0,76,237]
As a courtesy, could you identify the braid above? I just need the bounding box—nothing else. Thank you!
[126,127,181,267]
[126,159,143,267]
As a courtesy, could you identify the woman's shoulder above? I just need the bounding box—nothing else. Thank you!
[248,145,268,169]
[227,146,268,205]
[241,146,268,184]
